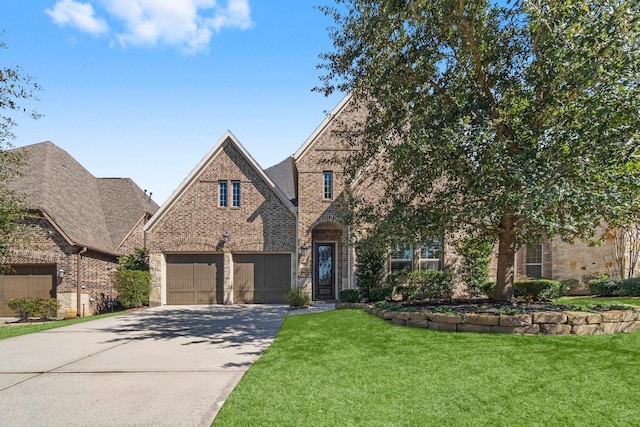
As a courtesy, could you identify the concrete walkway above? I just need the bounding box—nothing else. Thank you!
[0,305,288,427]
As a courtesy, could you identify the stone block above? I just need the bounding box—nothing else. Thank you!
[586,313,602,324]
[409,312,428,321]
[391,318,406,326]
[565,311,589,325]
[539,324,572,335]
[428,321,458,332]
[463,313,500,326]
[600,310,623,322]
[457,323,492,333]
[601,322,634,334]
[491,324,540,334]
[428,313,463,324]
[533,312,567,324]
[571,324,602,335]
[396,312,411,320]
[383,311,397,320]
[407,319,429,328]
[630,321,640,332]
[500,314,532,327]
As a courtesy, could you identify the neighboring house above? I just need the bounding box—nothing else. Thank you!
[0,142,159,317]
[144,94,622,305]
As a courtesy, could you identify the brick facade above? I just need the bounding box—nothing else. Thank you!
[145,135,296,305]
[7,214,120,317]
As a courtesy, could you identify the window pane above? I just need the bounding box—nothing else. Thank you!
[390,260,412,272]
[420,239,442,259]
[323,171,333,199]
[232,181,240,207]
[526,244,542,264]
[391,243,412,260]
[219,182,228,207]
[526,265,542,279]
[420,260,441,271]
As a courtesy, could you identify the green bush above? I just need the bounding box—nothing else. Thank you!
[514,280,564,301]
[618,278,640,296]
[354,238,387,300]
[368,287,393,302]
[457,237,493,297]
[588,276,619,296]
[481,281,496,298]
[7,297,58,320]
[111,270,151,308]
[339,289,361,303]
[285,288,310,308]
[386,270,453,301]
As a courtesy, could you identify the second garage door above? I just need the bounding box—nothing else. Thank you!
[166,254,223,305]
[233,254,291,304]
[0,265,57,317]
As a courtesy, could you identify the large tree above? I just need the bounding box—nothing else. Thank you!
[0,38,41,265]
[318,0,640,300]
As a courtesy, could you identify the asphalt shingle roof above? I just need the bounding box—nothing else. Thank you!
[265,157,297,206]
[7,141,158,253]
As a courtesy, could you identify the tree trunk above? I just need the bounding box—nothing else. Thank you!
[495,216,517,301]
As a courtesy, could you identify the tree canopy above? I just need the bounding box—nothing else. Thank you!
[318,0,640,299]
[0,38,41,266]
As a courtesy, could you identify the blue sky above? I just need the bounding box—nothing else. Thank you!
[2,0,344,205]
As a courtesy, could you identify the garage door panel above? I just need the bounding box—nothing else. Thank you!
[166,254,223,305]
[0,265,57,317]
[233,254,291,304]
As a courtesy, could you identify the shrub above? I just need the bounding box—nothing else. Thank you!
[618,278,640,296]
[457,237,493,297]
[111,270,151,308]
[514,280,564,301]
[481,281,496,299]
[339,289,361,303]
[368,287,393,302]
[386,270,454,301]
[354,238,387,300]
[7,297,58,320]
[588,275,619,296]
[285,288,310,308]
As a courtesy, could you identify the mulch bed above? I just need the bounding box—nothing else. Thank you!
[399,299,605,314]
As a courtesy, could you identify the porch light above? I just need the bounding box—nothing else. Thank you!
[299,244,308,257]
[223,231,230,243]
[58,268,65,279]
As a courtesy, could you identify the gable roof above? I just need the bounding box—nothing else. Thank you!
[7,141,158,254]
[264,156,297,205]
[293,92,353,162]
[144,131,296,232]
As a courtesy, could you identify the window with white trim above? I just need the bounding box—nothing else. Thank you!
[323,171,333,200]
[419,239,442,271]
[525,243,543,279]
[390,243,413,272]
[232,181,241,207]
[219,181,228,207]
[389,239,443,272]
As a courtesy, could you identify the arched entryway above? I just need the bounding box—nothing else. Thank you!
[311,222,344,300]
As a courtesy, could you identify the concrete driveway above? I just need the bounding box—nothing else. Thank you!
[0,305,288,427]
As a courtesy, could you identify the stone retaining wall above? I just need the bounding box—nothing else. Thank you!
[337,303,640,335]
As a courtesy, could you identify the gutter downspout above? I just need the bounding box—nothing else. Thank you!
[77,247,88,317]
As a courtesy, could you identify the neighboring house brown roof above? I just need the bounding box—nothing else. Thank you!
[265,157,297,206]
[7,141,159,254]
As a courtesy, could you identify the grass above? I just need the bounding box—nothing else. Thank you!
[214,309,640,427]
[554,296,640,307]
[0,311,124,340]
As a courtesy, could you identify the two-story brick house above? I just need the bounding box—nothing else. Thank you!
[0,142,158,317]
[144,95,621,305]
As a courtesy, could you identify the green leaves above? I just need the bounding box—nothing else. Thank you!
[320,0,640,297]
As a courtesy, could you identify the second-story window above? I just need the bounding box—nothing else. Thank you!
[219,181,228,207]
[323,171,333,200]
[232,181,241,207]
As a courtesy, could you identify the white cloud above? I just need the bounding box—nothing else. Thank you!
[45,0,109,35]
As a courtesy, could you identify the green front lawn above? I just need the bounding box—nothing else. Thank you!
[0,311,124,340]
[214,309,640,427]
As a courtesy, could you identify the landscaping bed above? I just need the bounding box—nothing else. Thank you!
[338,299,640,335]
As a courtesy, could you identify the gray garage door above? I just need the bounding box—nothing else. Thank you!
[166,254,223,305]
[233,254,291,304]
[0,265,57,317]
